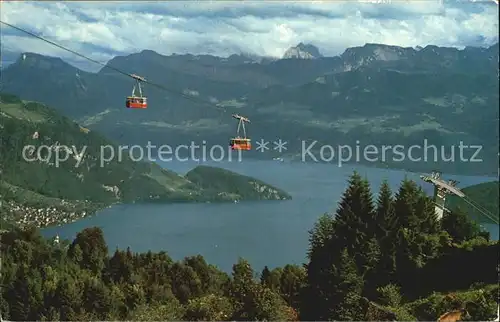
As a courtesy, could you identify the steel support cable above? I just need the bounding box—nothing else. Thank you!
[465,195,496,217]
[455,187,499,223]
[5,21,497,221]
[460,195,499,224]
[0,20,228,113]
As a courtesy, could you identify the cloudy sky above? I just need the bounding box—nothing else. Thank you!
[0,1,498,71]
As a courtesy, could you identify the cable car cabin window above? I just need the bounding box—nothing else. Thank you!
[230,139,250,145]
[230,138,251,150]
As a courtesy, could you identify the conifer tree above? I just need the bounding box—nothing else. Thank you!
[365,181,398,293]
[68,227,108,275]
[302,258,338,320]
[302,213,336,319]
[260,266,271,286]
[123,283,146,312]
[230,258,256,317]
[242,285,297,321]
[415,192,440,234]
[375,181,397,239]
[333,173,377,276]
[334,172,375,254]
[55,276,82,320]
[306,213,335,259]
[232,258,254,294]
[279,265,307,310]
[394,179,421,230]
[305,172,375,320]
[6,268,30,321]
[107,250,133,284]
[82,277,113,319]
[169,263,203,304]
[27,270,44,320]
[358,237,381,291]
[330,249,365,321]
[183,255,216,295]
[393,228,420,291]
[441,209,481,242]
[259,266,282,291]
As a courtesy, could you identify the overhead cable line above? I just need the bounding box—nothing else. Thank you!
[461,195,499,225]
[0,20,229,113]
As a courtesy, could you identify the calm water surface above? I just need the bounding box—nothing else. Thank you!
[42,160,498,272]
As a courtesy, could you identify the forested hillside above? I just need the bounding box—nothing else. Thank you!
[0,94,290,227]
[1,173,497,321]
[185,166,291,201]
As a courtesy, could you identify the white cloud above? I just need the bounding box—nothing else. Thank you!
[1,1,498,71]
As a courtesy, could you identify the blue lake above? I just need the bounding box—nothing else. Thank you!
[42,160,498,272]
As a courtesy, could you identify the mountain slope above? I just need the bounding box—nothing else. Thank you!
[1,43,498,175]
[186,165,291,201]
[282,43,323,59]
[0,93,195,203]
[339,43,498,74]
[0,94,291,227]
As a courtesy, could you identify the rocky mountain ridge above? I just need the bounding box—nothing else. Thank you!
[1,42,498,175]
[282,43,323,59]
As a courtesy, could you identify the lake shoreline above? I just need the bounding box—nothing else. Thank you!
[279,157,498,178]
[163,151,498,177]
[28,159,499,229]
[40,159,498,273]
[34,193,294,229]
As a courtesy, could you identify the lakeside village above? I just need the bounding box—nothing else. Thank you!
[1,198,97,229]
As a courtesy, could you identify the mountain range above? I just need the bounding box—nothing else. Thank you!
[1,42,498,175]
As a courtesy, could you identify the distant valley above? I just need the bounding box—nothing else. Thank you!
[1,42,498,175]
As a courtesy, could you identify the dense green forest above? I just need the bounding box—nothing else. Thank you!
[1,173,498,321]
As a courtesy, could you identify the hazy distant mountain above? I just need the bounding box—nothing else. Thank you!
[339,43,499,73]
[282,43,323,59]
[1,42,498,175]
[0,49,22,68]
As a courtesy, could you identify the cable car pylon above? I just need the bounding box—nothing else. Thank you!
[420,171,499,224]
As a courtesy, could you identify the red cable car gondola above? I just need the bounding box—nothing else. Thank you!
[230,114,251,151]
[126,74,147,109]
